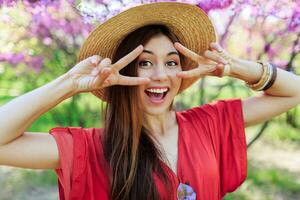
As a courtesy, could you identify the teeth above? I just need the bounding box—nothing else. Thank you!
[146,88,168,94]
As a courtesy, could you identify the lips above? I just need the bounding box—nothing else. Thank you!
[144,87,169,104]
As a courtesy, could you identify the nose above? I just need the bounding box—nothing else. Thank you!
[151,64,168,81]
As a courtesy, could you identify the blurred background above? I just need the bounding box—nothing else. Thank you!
[0,0,299,199]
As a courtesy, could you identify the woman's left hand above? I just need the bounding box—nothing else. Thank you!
[174,42,235,78]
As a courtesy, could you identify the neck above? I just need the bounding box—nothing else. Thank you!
[143,110,177,137]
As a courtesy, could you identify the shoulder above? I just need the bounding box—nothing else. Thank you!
[49,127,105,155]
[177,98,242,118]
[49,126,107,168]
[50,127,104,138]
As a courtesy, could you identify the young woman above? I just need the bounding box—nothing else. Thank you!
[0,2,299,200]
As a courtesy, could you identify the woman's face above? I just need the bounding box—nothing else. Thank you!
[137,34,182,115]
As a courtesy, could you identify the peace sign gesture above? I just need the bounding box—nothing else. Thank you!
[67,45,150,94]
[174,42,233,78]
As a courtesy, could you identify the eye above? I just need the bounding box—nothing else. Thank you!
[166,61,178,67]
[138,60,152,68]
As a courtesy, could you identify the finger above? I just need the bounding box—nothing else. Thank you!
[92,58,112,76]
[89,55,102,66]
[176,64,217,78]
[113,45,143,71]
[174,42,207,63]
[76,55,101,69]
[93,68,112,87]
[209,43,223,53]
[204,50,228,65]
[118,75,150,86]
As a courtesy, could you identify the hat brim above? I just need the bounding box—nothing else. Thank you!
[77,2,216,101]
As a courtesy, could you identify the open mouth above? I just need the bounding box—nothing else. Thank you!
[144,87,169,103]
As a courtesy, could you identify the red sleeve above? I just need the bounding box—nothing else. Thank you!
[213,99,247,196]
[49,127,74,200]
[49,127,90,200]
[187,98,247,196]
[49,127,110,200]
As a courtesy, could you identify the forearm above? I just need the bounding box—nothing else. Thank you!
[0,73,76,145]
[229,58,300,98]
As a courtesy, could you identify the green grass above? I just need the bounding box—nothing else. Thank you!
[224,163,300,200]
[266,122,300,143]
[0,169,57,191]
[248,168,300,193]
[15,169,57,187]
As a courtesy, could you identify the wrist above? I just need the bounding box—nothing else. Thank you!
[229,58,263,84]
[56,73,78,98]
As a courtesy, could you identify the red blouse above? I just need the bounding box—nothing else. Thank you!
[50,98,247,200]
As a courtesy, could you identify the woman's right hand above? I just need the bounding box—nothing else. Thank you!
[67,45,150,94]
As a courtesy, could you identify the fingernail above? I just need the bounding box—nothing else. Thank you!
[102,58,111,66]
[91,58,98,65]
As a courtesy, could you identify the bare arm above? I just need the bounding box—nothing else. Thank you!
[0,132,60,169]
[0,45,149,169]
[0,74,75,146]
[230,59,300,127]
[0,74,75,169]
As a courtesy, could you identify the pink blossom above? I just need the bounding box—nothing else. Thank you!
[0,53,25,66]
[27,56,44,72]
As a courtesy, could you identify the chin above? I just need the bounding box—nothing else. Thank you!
[142,105,172,116]
[141,94,174,116]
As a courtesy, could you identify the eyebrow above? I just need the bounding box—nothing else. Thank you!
[142,49,179,56]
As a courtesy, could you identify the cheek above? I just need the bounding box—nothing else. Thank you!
[168,66,182,79]
[137,68,150,78]
[138,86,146,102]
[173,77,182,89]
[171,72,182,90]
[167,68,182,85]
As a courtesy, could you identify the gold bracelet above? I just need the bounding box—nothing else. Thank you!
[246,61,269,91]
[253,62,271,91]
[262,63,277,91]
[256,63,273,91]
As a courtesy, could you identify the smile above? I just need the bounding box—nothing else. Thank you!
[144,87,170,104]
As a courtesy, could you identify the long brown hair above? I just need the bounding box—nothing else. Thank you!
[103,25,184,200]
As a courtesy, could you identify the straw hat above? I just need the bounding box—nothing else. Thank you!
[77,2,216,101]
